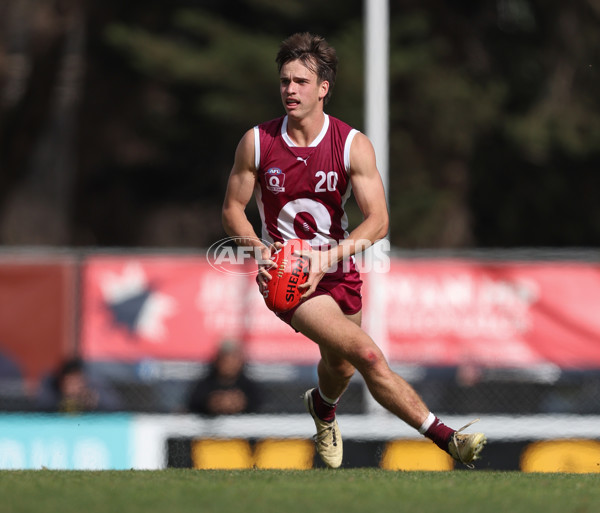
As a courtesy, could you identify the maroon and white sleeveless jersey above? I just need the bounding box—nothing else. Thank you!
[253,114,359,248]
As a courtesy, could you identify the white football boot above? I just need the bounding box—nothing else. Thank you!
[303,389,343,469]
[448,419,487,468]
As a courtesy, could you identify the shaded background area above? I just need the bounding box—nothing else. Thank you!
[1,1,600,473]
[1,0,600,410]
[1,0,600,249]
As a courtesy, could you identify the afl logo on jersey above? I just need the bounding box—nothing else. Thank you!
[265,168,286,194]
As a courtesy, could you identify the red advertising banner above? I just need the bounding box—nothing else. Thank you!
[80,256,319,363]
[80,255,600,369]
[0,257,76,386]
[385,260,600,368]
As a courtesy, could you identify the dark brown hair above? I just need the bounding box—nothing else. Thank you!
[276,32,338,104]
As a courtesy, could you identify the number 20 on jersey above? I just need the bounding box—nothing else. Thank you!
[315,171,338,193]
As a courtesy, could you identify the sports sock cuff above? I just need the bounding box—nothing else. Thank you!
[317,387,340,406]
[418,412,436,434]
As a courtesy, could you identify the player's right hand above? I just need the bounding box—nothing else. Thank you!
[256,242,282,293]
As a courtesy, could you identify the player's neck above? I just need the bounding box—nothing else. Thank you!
[285,110,326,147]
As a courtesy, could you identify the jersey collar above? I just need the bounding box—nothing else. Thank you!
[281,114,330,148]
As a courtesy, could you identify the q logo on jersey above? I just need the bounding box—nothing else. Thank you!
[266,168,286,194]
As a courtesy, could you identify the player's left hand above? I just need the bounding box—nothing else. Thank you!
[294,247,335,300]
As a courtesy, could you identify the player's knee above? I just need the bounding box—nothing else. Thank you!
[352,346,386,374]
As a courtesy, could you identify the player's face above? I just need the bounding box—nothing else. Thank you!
[279,59,328,119]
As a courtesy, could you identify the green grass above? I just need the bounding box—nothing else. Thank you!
[1,469,599,513]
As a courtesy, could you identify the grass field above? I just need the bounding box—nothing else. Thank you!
[1,469,599,513]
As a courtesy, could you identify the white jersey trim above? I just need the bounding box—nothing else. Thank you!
[344,129,359,172]
[281,114,330,147]
[253,125,261,170]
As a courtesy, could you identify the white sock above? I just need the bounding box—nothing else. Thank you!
[418,412,436,434]
[318,387,340,406]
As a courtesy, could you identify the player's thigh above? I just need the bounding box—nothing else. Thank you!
[291,295,381,366]
[318,309,361,369]
[345,309,362,328]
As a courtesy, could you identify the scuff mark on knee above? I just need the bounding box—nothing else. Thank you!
[358,349,381,370]
[366,350,379,363]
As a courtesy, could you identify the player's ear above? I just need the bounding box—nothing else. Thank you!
[318,80,329,102]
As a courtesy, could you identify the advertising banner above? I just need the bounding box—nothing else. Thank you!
[0,258,76,387]
[80,256,317,363]
[385,260,600,368]
[0,414,133,470]
[80,255,600,369]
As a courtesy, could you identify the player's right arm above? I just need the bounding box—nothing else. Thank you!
[222,129,260,243]
[222,129,276,286]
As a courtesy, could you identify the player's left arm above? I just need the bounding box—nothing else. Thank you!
[340,131,389,256]
[299,132,388,298]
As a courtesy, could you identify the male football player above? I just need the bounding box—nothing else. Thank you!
[222,32,486,468]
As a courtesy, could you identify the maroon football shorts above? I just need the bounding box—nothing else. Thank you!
[276,260,363,328]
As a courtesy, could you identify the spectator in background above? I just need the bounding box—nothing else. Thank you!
[0,352,26,411]
[187,340,259,415]
[36,358,122,413]
[0,352,22,380]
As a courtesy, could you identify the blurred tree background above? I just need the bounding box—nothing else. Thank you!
[1,0,599,249]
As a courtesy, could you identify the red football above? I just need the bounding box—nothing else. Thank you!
[263,239,311,313]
